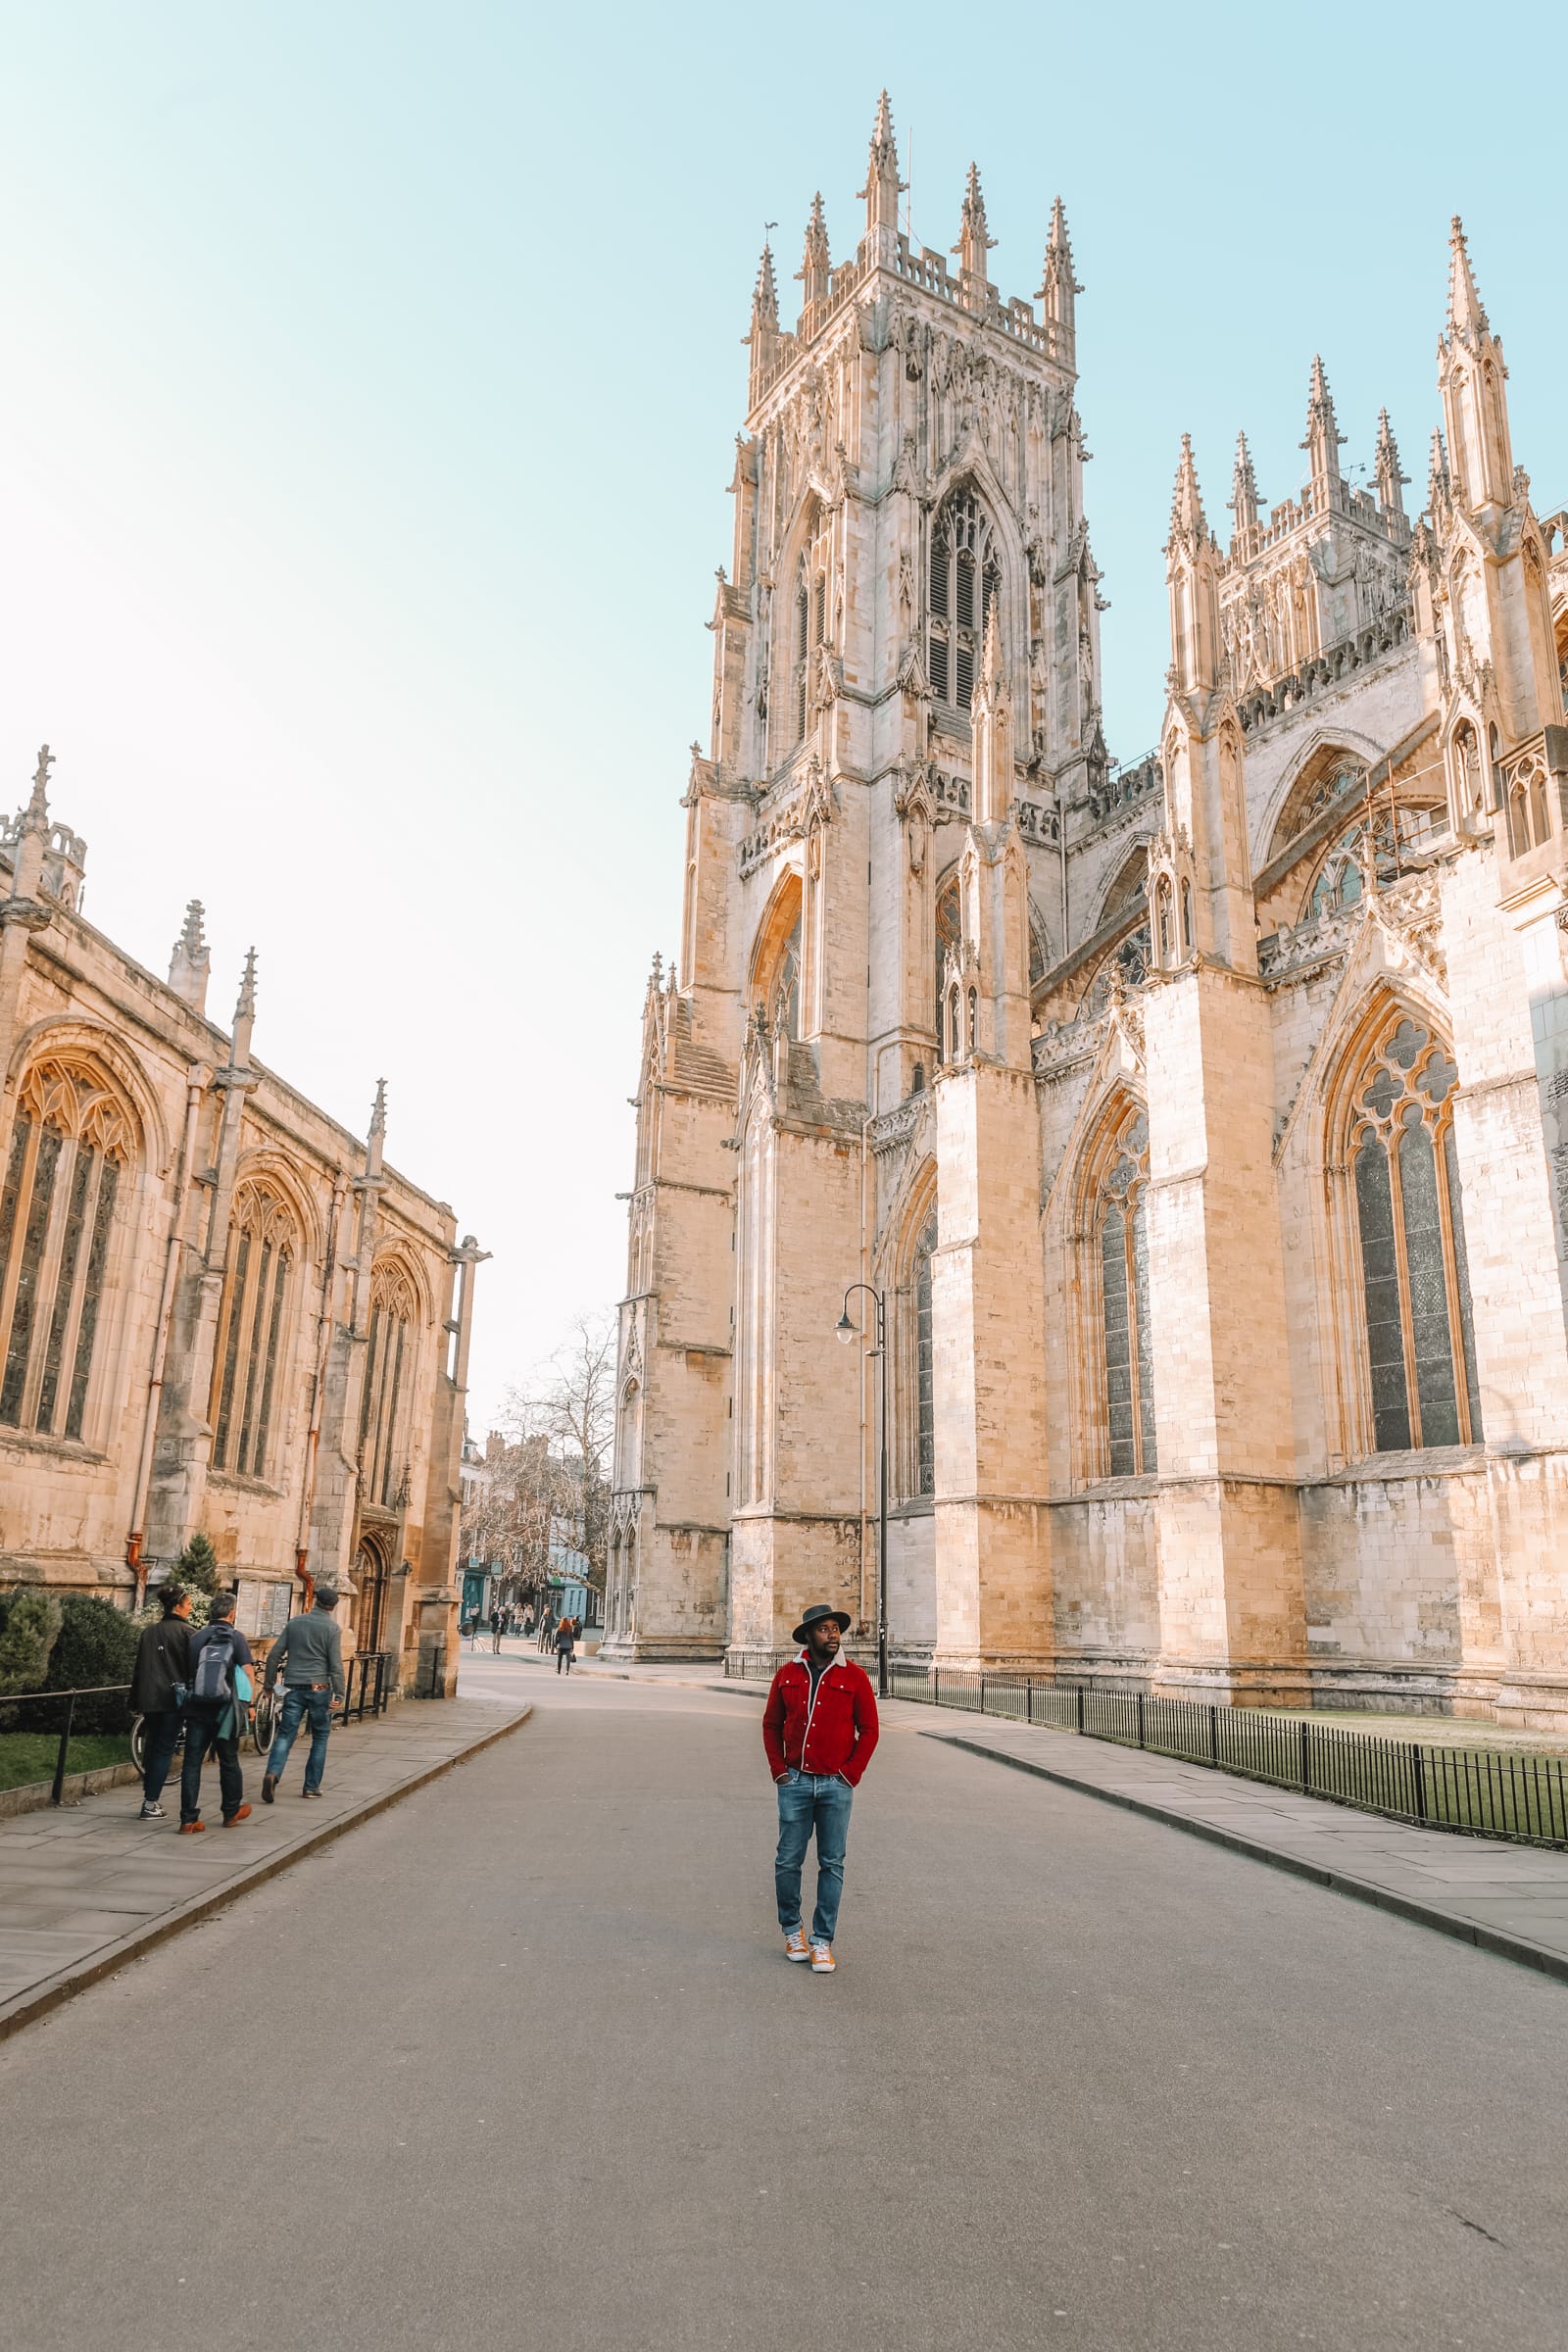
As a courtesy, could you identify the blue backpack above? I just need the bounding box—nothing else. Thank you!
[191,1625,235,1705]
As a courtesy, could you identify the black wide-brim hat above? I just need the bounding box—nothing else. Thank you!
[792,1603,853,1644]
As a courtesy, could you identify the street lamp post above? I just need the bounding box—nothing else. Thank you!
[836,1282,888,1699]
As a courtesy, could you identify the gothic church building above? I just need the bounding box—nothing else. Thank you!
[607,97,1568,1730]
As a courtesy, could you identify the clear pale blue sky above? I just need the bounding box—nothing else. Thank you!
[0,3,1560,1428]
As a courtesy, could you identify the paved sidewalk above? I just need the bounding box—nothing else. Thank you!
[0,1692,532,2040]
[922,1715,1568,1982]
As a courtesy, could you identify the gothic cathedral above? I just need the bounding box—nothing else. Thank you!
[606,96,1568,1730]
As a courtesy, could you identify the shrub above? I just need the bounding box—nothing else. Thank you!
[175,1533,220,1596]
[44,1594,138,1733]
[0,1588,63,1697]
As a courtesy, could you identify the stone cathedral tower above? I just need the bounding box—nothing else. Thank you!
[607,98,1102,1661]
[608,116,1568,1731]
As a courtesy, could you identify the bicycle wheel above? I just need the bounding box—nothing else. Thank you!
[252,1690,276,1754]
[129,1715,146,1775]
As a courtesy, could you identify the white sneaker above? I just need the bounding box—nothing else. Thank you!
[810,1941,836,1974]
[784,1928,810,1962]
[139,1801,165,1820]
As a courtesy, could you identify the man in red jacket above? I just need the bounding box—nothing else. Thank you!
[761,1603,879,1974]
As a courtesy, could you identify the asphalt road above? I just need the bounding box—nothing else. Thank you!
[4,1661,1565,2352]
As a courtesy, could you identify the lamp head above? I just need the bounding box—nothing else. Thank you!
[835,1309,857,1346]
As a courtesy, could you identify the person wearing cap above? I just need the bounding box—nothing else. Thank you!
[761,1604,879,1975]
[260,1585,346,1803]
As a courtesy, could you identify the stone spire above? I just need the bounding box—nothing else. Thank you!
[1427,427,1450,516]
[1374,409,1408,518]
[229,947,257,1070]
[4,746,52,910]
[168,898,211,1016]
[971,599,1014,827]
[1438,216,1513,514]
[954,164,996,305]
[1300,355,1345,495]
[746,240,780,406]
[860,88,903,238]
[1228,431,1261,544]
[1166,438,1221,699]
[1169,433,1209,545]
[1037,196,1080,351]
[796,192,831,326]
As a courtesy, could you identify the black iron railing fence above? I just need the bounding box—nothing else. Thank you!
[0,1683,132,1805]
[724,1654,1568,1849]
[340,1649,393,1723]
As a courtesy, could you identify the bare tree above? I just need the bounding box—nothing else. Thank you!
[531,1311,615,1591]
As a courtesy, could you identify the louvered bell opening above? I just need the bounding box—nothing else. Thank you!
[956,551,975,632]
[930,546,950,620]
[956,638,975,708]
[929,632,949,704]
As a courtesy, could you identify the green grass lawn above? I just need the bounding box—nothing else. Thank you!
[0,1731,132,1792]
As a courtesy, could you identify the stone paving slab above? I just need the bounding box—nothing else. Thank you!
[919,1715,1568,1984]
[0,1692,532,2041]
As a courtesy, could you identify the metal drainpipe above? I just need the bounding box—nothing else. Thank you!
[125,1065,207,1595]
[295,1169,348,1592]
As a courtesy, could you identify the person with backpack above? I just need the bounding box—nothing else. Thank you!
[261,1585,345,1802]
[178,1590,255,1834]
[554,1616,576,1675]
[129,1582,193,1821]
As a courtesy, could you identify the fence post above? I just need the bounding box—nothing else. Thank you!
[979,1674,987,1716]
[1076,1684,1085,1736]
[934,1667,940,1708]
[1137,1692,1147,1750]
[51,1690,76,1806]
[1298,1718,1311,1794]
[1026,1681,1034,1727]
[1209,1703,1219,1765]
[1411,1743,1427,1824]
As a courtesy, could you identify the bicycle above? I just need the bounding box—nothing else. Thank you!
[130,1694,270,1771]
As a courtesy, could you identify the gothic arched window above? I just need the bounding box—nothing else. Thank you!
[770,916,802,1040]
[360,1256,419,1510]
[912,1200,937,1497]
[1304,801,1446,921]
[0,1057,133,1441]
[928,491,1000,710]
[935,876,962,1064]
[1085,1103,1155,1479]
[211,1179,297,1480]
[1347,1015,1481,1453]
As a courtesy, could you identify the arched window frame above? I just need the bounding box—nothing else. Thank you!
[209,1177,301,1483]
[777,500,829,763]
[0,1055,136,1444]
[748,869,805,1045]
[928,490,1001,712]
[358,1254,422,1511]
[1073,1096,1157,1484]
[1329,1006,1482,1459]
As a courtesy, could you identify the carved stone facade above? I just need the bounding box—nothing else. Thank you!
[607,102,1568,1732]
[0,768,480,1694]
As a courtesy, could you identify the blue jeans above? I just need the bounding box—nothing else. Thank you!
[140,1707,181,1804]
[774,1770,854,1945]
[266,1687,334,1792]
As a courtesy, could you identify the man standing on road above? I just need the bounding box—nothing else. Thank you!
[261,1586,345,1803]
[762,1605,879,1976]
[129,1583,193,1821]
[178,1591,255,1835]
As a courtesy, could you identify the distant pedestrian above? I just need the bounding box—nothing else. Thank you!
[762,1605,879,1976]
[261,1585,346,1803]
[491,1612,504,1655]
[521,1606,535,1641]
[538,1608,556,1654]
[129,1582,193,1821]
[554,1618,575,1675]
[178,1591,255,1834]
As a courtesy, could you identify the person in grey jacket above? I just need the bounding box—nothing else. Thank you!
[261,1587,346,1803]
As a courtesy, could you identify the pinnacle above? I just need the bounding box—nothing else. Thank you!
[233,945,258,1025]
[369,1076,387,1139]
[25,743,53,829]
[980,595,1004,687]
[1170,433,1208,540]
[871,87,895,151]
[178,898,208,955]
[1446,214,1489,335]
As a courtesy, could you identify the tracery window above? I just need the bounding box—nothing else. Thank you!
[791,560,825,744]
[1304,802,1446,921]
[935,878,962,1063]
[210,1179,297,1480]
[0,1058,132,1441]
[1347,1016,1481,1453]
[360,1256,419,1510]
[770,915,802,1040]
[1092,1108,1156,1478]
[928,491,999,710]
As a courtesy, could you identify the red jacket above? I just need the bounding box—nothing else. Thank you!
[762,1653,879,1787]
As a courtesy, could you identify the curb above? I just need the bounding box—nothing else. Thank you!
[924,1729,1568,1988]
[0,1702,534,2046]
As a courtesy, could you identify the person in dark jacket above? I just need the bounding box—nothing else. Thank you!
[261,1586,346,1802]
[129,1583,193,1820]
[761,1605,879,1975]
[178,1591,255,1834]
[554,1617,575,1675]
